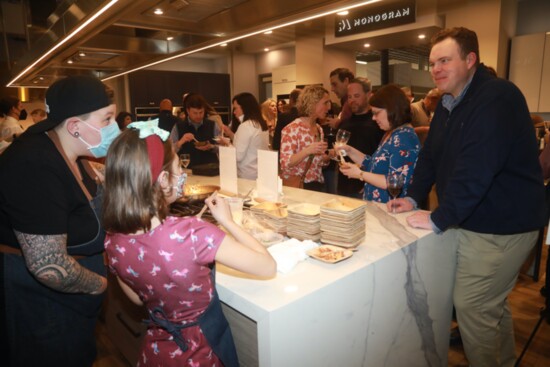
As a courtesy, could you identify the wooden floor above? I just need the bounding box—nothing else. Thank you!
[94,247,550,367]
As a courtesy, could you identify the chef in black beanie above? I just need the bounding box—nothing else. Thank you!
[0,75,119,367]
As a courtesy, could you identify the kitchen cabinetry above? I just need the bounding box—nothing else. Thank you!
[272,64,296,102]
[509,33,550,112]
[128,70,230,112]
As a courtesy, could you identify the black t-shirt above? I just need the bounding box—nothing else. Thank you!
[272,107,299,151]
[337,111,384,197]
[158,110,182,133]
[0,131,101,253]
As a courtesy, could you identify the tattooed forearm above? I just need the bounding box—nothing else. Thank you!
[14,231,106,295]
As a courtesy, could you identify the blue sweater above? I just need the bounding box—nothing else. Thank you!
[408,64,546,234]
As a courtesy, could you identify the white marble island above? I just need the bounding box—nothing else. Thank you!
[187,176,456,367]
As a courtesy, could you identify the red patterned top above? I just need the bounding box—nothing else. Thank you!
[105,216,225,367]
[280,118,326,183]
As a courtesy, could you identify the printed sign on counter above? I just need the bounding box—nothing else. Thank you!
[219,146,238,195]
[257,149,280,202]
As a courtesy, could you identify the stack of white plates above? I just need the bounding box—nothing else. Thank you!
[320,198,367,248]
[249,202,288,234]
[287,203,321,241]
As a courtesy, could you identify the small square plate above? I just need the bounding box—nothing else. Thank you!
[307,245,353,264]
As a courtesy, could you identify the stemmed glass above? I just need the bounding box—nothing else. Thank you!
[179,154,190,170]
[333,129,351,159]
[387,173,404,214]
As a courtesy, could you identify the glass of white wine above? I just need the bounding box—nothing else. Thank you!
[180,154,190,170]
[333,129,351,160]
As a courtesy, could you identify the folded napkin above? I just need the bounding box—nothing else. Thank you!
[267,238,319,274]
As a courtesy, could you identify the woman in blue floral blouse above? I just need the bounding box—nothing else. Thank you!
[338,84,420,203]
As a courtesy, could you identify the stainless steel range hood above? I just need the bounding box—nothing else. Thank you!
[4,0,384,88]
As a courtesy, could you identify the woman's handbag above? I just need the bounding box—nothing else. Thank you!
[282,155,314,188]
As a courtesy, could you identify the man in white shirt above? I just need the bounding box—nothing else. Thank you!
[0,97,25,153]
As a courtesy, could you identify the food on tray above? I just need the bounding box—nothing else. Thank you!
[307,245,353,263]
[194,140,209,147]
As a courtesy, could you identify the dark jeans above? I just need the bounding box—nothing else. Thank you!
[2,253,105,367]
[323,165,338,194]
[303,181,326,193]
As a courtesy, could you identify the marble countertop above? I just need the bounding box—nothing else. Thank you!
[186,175,433,321]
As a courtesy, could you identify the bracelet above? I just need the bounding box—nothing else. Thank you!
[358,171,364,182]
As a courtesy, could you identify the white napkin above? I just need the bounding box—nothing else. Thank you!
[267,238,319,273]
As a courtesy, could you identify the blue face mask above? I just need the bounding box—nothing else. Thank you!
[79,121,120,158]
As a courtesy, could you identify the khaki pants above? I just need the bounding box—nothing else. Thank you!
[450,228,538,367]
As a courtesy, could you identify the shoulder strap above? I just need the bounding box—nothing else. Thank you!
[300,155,314,184]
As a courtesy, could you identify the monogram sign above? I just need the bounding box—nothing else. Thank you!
[335,0,416,37]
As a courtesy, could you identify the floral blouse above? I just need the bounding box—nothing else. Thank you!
[361,125,420,203]
[280,118,325,183]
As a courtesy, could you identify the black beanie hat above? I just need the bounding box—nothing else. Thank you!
[27,75,111,133]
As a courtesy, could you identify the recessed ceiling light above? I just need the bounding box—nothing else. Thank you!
[102,0,381,83]
[7,0,119,87]
[337,11,349,16]
[166,36,174,41]
[78,51,86,57]
[364,43,371,48]
[418,34,426,39]
[33,80,38,84]
[264,48,270,52]
[154,8,163,15]
[220,43,227,47]
[39,76,44,80]
[264,30,272,35]
[67,59,73,64]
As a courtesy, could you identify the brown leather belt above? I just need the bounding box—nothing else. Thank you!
[0,244,86,260]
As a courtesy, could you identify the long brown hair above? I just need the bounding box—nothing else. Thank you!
[103,129,176,234]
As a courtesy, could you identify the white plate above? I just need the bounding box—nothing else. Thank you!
[307,245,353,264]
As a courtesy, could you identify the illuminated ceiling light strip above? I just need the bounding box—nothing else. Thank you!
[102,0,381,81]
[7,0,119,87]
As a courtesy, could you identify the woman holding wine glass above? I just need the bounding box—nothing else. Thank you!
[338,84,420,203]
[280,85,330,192]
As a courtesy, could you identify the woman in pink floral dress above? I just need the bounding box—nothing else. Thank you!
[280,85,330,192]
[102,121,276,367]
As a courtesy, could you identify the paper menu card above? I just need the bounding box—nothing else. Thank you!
[257,149,279,202]
[219,146,238,195]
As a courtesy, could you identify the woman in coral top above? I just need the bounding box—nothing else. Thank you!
[279,85,330,192]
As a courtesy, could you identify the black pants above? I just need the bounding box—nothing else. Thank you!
[303,181,325,193]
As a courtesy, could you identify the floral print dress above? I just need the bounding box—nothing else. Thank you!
[280,118,325,183]
[361,125,420,202]
[105,216,225,367]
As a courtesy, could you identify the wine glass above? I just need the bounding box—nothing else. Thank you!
[334,129,351,159]
[387,173,404,214]
[179,154,191,170]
